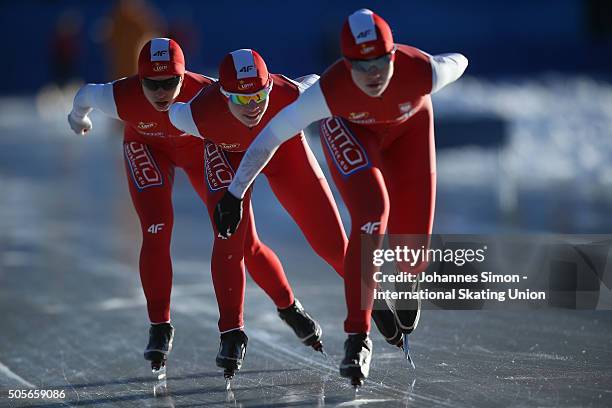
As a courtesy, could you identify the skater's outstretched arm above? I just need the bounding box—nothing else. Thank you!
[427,52,468,94]
[68,82,119,135]
[167,100,204,140]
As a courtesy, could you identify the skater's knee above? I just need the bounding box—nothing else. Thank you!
[243,239,263,259]
[141,232,172,252]
[327,248,346,277]
[353,214,388,236]
[350,202,389,234]
[140,220,172,244]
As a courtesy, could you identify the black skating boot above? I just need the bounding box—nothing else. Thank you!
[144,322,174,372]
[278,299,323,352]
[339,333,373,387]
[394,279,421,335]
[371,297,403,348]
[216,329,248,380]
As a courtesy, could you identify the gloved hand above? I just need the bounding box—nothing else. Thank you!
[214,191,244,239]
[67,110,92,135]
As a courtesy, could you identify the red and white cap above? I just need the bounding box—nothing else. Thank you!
[138,38,185,79]
[340,9,394,60]
[219,49,270,94]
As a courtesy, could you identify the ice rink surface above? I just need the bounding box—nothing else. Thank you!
[2,78,612,407]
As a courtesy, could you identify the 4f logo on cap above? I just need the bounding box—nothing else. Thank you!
[349,9,377,44]
[232,49,258,79]
[150,38,171,61]
[357,29,372,39]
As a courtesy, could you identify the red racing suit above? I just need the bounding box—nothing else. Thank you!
[223,44,468,333]
[169,73,348,332]
[73,72,320,329]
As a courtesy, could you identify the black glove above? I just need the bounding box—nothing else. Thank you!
[214,191,243,239]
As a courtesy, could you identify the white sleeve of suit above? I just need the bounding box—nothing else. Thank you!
[168,102,204,139]
[72,83,119,119]
[227,79,332,199]
[428,53,468,94]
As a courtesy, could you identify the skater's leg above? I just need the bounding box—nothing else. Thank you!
[381,100,436,275]
[319,117,389,334]
[381,102,435,337]
[264,134,348,277]
[242,202,323,351]
[183,142,251,376]
[207,192,250,333]
[189,143,249,332]
[123,140,175,324]
[189,142,321,351]
[242,204,294,309]
[185,142,294,311]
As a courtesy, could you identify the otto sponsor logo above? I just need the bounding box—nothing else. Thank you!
[153,62,168,72]
[361,221,381,234]
[205,142,234,191]
[124,142,163,189]
[239,65,255,73]
[238,81,254,91]
[218,142,241,151]
[360,45,376,55]
[137,122,157,130]
[320,117,369,176]
[152,50,168,57]
[349,112,369,121]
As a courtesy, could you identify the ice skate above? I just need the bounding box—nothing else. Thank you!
[402,333,416,369]
[371,297,403,348]
[144,323,174,395]
[394,279,421,335]
[144,323,174,374]
[394,279,420,369]
[339,333,372,388]
[278,299,324,354]
[216,329,248,387]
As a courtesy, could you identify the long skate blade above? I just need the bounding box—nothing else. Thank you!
[153,380,168,397]
[226,386,236,403]
[402,334,416,370]
[351,376,363,392]
[153,373,168,397]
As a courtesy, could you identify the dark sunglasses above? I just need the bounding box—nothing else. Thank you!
[141,76,181,91]
[347,48,396,73]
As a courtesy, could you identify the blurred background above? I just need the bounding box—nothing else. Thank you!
[1,2,612,405]
[2,0,612,238]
